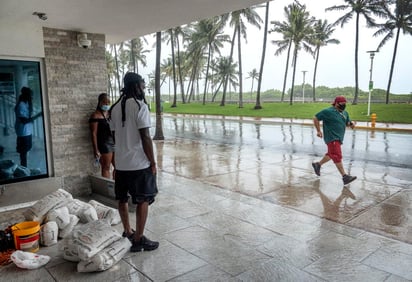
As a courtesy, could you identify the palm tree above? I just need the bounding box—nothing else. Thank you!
[311,19,340,101]
[119,42,130,76]
[374,0,412,103]
[219,22,237,106]
[287,2,315,105]
[162,29,178,107]
[125,37,149,73]
[191,18,229,105]
[105,50,116,100]
[211,57,238,103]
[173,26,189,103]
[130,39,137,72]
[255,1,270,110]
[326,0,386,104]
[246,68,260,100]
[161,57,174,97]
[270,5,295,102]
[111,44,122,94]
[184,24,207,103]
[222,7,263,108]
[208,58,220,96]
[153,31,164,141]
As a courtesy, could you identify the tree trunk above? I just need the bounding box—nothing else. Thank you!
[203,46,212,105]
[221,26,237,107]
[170,31,178,107]
[153,31,164,140]
[237,25,243,108]
[386,27,400,104]
[353,12,360,105]
[255,1,269,110]
[176,36,186,103]
[187,49,201,103]
[107,72,113,101]
[312,47,320,102]
[131,39,136,72]
[113,44,121,94]
[281,41,292,102]
[250,79,254,100]
[212,81,224,101]
[289,45,298,105]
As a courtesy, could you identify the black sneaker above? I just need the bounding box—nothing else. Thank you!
[343,175,357,185]
[130,235,159,252]
[122,229,135,242]
[312,162,321,176]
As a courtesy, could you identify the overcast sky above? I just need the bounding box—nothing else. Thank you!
[140,0,412,95]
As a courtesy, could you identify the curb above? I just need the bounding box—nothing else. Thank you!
[160,113,412,133]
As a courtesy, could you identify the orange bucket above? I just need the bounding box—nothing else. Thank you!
[12,221,40,253]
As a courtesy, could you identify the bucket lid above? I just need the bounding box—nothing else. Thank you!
[12,221,40,234]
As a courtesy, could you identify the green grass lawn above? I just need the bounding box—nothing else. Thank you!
[160,102,412,124]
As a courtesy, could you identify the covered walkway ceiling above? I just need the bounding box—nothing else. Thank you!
[1,0,268,44]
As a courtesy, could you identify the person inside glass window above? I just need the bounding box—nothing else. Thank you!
[14,87,41,167]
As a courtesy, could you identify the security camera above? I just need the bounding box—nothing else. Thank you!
[32,12,47,21]
[77,33,91,49]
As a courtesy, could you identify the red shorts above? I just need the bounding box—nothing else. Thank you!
[326,140,342,163]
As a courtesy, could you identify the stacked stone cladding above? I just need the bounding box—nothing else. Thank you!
[43,27,107,196]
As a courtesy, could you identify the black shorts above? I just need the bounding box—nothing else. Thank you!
[115,167,158,205]
[16,135,32,154]
[97,139,115,154]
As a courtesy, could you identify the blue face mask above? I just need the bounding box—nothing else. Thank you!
[101,105,110,111]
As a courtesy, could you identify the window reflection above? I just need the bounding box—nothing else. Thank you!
[0,59,48,184]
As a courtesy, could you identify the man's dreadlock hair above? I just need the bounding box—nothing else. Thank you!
[110,72,148,127]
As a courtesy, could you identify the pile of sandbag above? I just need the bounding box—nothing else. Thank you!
[21,189,126,272]
[62,220,131,272]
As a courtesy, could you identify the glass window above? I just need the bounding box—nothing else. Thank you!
[0,59,48,184]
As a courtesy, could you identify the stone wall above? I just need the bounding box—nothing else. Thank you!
[43,27,107,196]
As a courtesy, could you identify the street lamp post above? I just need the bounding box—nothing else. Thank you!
[302,70,307,103]
[366,50,378,116]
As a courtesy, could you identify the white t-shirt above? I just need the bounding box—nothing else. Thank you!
[109,97,151,171]
[15,101,32,136]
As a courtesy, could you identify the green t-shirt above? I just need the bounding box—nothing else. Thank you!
[315,107,350,144]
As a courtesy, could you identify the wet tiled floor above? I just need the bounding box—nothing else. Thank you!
[1,171,412,281]
[1,116,412,281]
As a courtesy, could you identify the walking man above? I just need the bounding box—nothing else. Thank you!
[110,72,159,252]
[312,96,357,185]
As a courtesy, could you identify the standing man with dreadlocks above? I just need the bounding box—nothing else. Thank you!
[109,72,159,252]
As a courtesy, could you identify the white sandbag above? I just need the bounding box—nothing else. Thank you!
[62,238,80,262]
[23,189,73,222]
[77,237,132,272]
[72,220,121,261]
[40,221,58,247]
[59,214,79,239]
[88,200,121,225]
[45,206,71,229]
[66,199,98,223]
[11,250,50,269]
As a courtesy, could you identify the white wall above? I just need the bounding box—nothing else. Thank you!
[0,21,45,58]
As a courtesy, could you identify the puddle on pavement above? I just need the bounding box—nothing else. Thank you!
[156,116,412,243]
